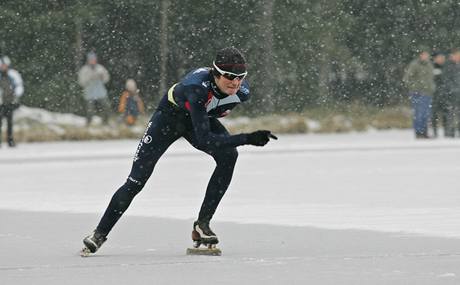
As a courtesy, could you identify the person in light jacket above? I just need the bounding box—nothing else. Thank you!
[78,52,110,125]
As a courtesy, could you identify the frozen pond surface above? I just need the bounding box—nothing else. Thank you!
[1,130,460,284]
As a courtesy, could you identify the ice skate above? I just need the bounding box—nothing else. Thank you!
[80,230,107,257]
[186,221,222,256]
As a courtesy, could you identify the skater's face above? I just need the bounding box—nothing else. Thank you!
[214,74,244,96]
[213,62,247,95]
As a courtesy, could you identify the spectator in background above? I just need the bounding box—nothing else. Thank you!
[444,48,460,137]
[0,56,24,147]
[403,47,435,139]
[78,51,110,125]
[431,51,452,137]
[118,79,144,126]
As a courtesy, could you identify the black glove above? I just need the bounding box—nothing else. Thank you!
[246,130,278,146]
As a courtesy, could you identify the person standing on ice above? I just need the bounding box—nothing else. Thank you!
[403,47,435,139]
[443,48,460,137]
[431,51,451,138]
[0,56,24,147]
[82,47,277,254]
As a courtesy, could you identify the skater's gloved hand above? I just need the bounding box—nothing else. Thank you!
[246,130,278,146]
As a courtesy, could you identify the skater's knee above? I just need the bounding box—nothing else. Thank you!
[124,176,146,194]
[111,178,145,205]
[213,147,238,164]
[228,148,238,162]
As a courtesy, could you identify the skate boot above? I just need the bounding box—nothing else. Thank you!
[192,220,219,245]
[187,221,221,256]
[80,230,107,257]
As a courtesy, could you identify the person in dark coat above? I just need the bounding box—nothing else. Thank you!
[442,48,460,137]
[81,47,278,255]
[0,56,24,147]
[431,51,452,137]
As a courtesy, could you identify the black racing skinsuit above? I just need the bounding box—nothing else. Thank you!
[96,68,250,236]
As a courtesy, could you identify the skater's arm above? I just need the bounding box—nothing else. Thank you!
[185,85,247,148]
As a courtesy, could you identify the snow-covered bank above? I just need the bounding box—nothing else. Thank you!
[12,106,145,142]
[9,106,412,142]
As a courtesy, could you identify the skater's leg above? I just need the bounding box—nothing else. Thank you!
[96,110,183,236]
[197,147,238,222]
[185,118,238,223]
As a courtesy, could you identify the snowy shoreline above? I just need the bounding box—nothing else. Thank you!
[10,106,413,143]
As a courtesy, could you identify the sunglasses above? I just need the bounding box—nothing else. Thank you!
[213,61,247,81]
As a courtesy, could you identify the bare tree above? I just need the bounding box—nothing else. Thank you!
[74,17,83,73]
[257,0,275,112]
[158,0,170,98]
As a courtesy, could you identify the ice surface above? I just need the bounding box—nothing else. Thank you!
[1,210,460,285]
[1,129,460,238]
[1,129,460,284]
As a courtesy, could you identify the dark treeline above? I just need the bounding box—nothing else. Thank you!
[1,0,460,116]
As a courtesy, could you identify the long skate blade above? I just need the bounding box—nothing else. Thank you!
[186,247,222,256]
[79,247,92,257]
